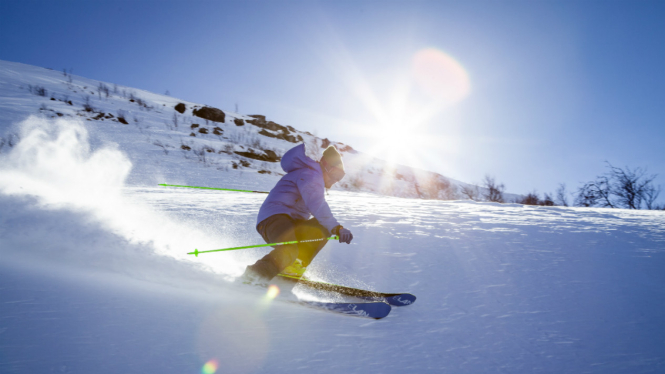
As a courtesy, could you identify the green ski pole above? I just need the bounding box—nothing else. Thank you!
[188,236,339,257]
[159,183,269,194]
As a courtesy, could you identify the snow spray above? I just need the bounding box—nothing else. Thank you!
[0,116,240,277]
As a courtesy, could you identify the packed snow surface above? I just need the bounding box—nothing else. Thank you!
[1,60,664,373]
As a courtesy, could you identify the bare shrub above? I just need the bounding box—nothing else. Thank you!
[172,112,179,129]
[29,85,48,96]
[153,140,169,155]
[555,183,569,207]
[482,175,505,203]
[83,96,94,112]
[517,192,540,205]
[461,185,480,201]
[541,193,555,206]
[97,82,110,99]
[222,144,235,153]
[575,162,661,209]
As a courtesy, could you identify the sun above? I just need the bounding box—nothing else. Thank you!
[358,48,470,166]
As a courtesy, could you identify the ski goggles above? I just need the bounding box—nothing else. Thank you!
[322,161,345,183]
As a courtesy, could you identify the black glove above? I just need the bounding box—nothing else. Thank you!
[336,227,353,244]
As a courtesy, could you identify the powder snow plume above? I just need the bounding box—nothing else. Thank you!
[0,116,239,279]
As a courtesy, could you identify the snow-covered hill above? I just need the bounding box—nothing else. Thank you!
[1,59,664,373]
[0,59,487,200]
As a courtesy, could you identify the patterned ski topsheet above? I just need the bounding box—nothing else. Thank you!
[277,274,417,306]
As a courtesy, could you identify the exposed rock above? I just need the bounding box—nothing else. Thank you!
[181,145,191,151]
[246,116,292,134]
[258,170,271,174]
[234,118,245,126]
[258,129,300,143]
[212,127,223,135]
[234,148,280,162]
[191,124,199,129]
[193,106,226,123]
[321,138,331,148]
[240,160,251,167]
[338,144,357,154]
[118,117,129,125]
[264,149,279,161]
[190,132,196,137]
[198,128,209,134]
[248,115,266,121]
[174,103,186,114]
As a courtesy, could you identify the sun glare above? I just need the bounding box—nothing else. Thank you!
[312,27,471,179]
[359,48,470,168]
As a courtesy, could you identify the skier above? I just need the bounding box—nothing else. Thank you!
[241,143,353,284]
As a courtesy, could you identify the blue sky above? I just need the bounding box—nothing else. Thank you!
[1,0,664,200]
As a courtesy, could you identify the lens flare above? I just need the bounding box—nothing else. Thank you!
[412,48,471,104]
[202,359,219,374]
[197,308,270,374]
[265,284,280,300]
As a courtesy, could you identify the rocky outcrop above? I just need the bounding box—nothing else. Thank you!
[247,116,302,143]
[258,129,302,143]
[192,106,226,123]
[234,148,280,162]
[338,144,357,154]
[174,103,186,114]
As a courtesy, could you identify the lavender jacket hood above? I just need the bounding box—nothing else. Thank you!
[256,144,340,232]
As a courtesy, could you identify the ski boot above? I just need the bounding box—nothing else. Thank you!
[280,259,306,279]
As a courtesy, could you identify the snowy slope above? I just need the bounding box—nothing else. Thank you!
[0,59,486,200]
[1,60,665,373]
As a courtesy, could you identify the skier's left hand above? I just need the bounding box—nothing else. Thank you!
[338,227,353,244]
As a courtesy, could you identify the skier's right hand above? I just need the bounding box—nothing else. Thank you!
[338,227,353,244]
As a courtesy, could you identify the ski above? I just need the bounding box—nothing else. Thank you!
[277,274,417,307]
[298,300,391,319]
[237,278,392,318]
